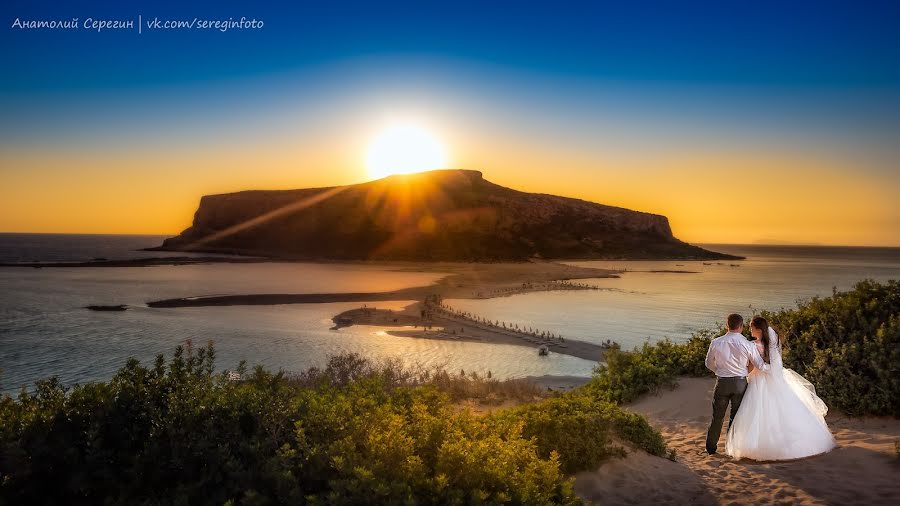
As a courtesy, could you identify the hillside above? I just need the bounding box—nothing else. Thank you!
[155,169,737,261]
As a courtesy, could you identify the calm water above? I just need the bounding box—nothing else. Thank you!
[0,234,591,393]
[0,233,236,263]
[448,244,900,349]
[1,235,899,393]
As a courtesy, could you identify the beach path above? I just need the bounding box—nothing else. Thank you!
[574,377,900,505]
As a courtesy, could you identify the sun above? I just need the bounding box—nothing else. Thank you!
[366,123,447,180]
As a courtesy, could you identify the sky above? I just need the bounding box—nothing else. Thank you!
[2,0,899,246]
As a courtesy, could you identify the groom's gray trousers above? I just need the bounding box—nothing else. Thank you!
[706,376,748,454]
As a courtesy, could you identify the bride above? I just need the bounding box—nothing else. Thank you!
[726,316,836,460]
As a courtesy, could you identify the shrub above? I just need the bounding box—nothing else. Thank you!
[493,393,667,474]
[585,329,716,405]
[764,279,900,417]
[585,279,900,418]
[0,344,655,505]
[288,354,542,404]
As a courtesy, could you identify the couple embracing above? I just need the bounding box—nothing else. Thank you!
[705,314,836,460]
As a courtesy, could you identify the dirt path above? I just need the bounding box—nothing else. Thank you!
[574,377,900,505]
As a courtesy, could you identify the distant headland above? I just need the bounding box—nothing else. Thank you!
[152,169,740,262]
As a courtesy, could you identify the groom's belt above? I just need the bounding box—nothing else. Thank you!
[717,375,747,380]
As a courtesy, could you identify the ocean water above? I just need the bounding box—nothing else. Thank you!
[0,234,592,393]
[0,233,232,263]
[448,244,900,349]
[1,235,898,393]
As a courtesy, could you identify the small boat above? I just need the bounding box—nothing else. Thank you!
[538,345,550,356]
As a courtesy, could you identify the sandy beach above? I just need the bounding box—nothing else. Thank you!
[574,377,900,505]
[147,260,617,306]
[144,260,617,361]
[330,303,609,361]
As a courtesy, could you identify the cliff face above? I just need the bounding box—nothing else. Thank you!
[158,169,735,261]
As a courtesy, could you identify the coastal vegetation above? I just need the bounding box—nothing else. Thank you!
[1,280,895,504]
[763,279,900,417]
[0,346,662,505]
[587,279,900,417]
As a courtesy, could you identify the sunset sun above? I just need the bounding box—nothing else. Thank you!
[366,123,447,180]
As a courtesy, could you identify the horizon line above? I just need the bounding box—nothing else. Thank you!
[0,230,899,250]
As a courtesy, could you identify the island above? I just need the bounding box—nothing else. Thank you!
[151,169,740,262]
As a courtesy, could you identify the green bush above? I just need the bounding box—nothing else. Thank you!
[494,394,667,474]
[586,279,899,418]
[764,279,900,417]
[0,343,662,505]
[585,329,716,405]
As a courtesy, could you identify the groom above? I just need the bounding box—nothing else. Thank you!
[704,313,770,455]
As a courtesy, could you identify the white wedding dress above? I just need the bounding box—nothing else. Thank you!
[726,328,836,460]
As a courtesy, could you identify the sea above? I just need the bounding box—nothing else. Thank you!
[1,233,899,394]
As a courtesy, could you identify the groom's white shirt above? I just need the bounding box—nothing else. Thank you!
[705,331,770,378]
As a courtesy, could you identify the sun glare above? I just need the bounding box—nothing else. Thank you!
[366,123,447,180]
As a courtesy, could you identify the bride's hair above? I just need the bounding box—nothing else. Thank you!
[750,316,776,363]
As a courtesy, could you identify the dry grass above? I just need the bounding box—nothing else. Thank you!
[286,353,543,404]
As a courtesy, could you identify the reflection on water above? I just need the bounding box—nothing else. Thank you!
[0,233,231,263]
[0,261,593,393]
[447,244,900,350]
[1,237,898,394]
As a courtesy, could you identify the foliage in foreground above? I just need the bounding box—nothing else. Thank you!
[8,280,891,504]
[287,353,543,405]
[495,394,668,474]
[587,279,900,417]
[585,330,716,405]
[0,346,664,505]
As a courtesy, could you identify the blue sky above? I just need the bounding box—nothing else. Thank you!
[3,0,899,142]
[4,0,899,150]
[4,0,900,91]
[1,1,899,244]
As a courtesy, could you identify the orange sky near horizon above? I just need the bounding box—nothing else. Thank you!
[3,3,900,249]
[1,139,897,247]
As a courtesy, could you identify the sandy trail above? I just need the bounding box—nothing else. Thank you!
[147,261,616,361]
[574,377,900,505]
[147,260,617,306]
